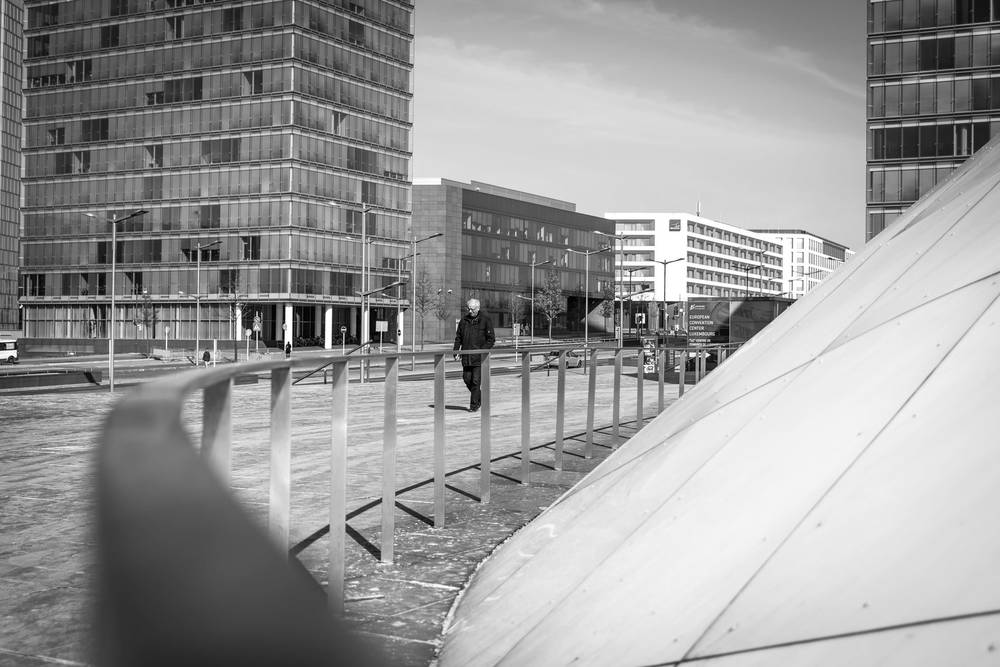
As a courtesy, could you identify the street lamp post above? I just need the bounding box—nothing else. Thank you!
[568,245,611,352]
[596,230,633,347]
[194,239,221,364]
[624,266,645,337]
[529,257,552,344]
[743,262,764,299]
[653,257,684,330]
[410,232,442,367]
[85,208,148,392]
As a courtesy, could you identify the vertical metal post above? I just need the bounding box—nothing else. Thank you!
[269,366,292,554]
[678,348,686,397]
[480,353,492,503]
[586,348,598,459]
[520,351,531,485]
[381,356,398,563]
[328,359,349,615]
[636,348,644,427]
[202,378,233,485]
[433,353,446,524]
[613,348,623,443]
[658,346,666,413]
[554,350,566,470]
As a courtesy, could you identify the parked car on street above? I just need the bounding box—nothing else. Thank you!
[545,350,583,368]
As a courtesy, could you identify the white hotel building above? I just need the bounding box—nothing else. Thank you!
[604,212,785,320]
[752,229,856,299]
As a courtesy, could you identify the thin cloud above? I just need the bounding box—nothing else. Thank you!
[764,45,866,100]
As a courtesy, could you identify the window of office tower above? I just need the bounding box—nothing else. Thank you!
[871,0,999,32]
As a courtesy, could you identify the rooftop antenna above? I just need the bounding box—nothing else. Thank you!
[696,198,702,217]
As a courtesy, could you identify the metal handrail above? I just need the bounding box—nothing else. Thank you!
[96,341,740,660]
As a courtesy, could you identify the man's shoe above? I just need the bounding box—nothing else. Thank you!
[470,405,480,413]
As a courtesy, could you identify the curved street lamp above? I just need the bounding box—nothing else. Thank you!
[568,245,611,351]
[85,208,148,392]
[653,257,684,331]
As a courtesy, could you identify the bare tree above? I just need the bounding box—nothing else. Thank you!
[434,287,454,338]
[601,284,615,333]
[507,290,524,333]
[413,270,435,350]
[535,268,564,342]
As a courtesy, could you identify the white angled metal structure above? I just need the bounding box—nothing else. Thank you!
[437,137,1000,666]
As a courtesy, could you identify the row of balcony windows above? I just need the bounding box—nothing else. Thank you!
[869,0,1000,33]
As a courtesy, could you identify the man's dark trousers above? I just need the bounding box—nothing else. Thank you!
[462,364,482,410]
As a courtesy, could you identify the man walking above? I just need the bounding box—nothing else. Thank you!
[453,298,495,412]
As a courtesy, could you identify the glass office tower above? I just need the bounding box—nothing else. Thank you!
[21,0,413,352]
[867,0,1000,241]
[0,1,21,332]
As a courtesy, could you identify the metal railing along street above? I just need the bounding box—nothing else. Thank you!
[95,341,739,661]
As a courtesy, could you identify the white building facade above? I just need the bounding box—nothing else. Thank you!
[752,229,856,299]
[604,213,785,326]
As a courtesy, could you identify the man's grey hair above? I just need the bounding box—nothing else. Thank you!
[467,299,481,309]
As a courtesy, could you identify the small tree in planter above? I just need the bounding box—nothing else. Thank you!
[535,268,564,342]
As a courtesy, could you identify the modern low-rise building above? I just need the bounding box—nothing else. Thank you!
[604,212,785,331]
[752,229,855,299]
[20,0,413,353]
[412,178,614,343]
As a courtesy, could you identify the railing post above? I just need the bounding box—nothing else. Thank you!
[328,359,349,615]
[381,356,398,563]
[202,378,233,485]
[480,352,492,503]
[269,366,292,555]
[657,346,666,413]
[521,351,531,486]
[434,353,447,523]
[554,350,566,471]
[679,348,686,397]
[636,348,644,427]
[586,348,598,459]
[613,348,623,443]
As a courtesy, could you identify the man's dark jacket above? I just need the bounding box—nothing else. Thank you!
[453,312,495,367]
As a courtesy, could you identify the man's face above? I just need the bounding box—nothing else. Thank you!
[467,302,480,315]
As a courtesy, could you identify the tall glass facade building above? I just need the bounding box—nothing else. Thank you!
[20,0,413,352]
[867,0,1000,240]
[0,0,22,332]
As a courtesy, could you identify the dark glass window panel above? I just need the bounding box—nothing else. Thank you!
[886,126,903,157]
[956,0,973,22]
[956,121,972,154]
[920,0,937,26]
[885,84,901,116]
[903,0,920,27]
[939,0,956,23]
[973,77,990,109]
[937,123,955,154]
[867,212,885,240]
[992,77,1000,108]
[871,43,885,75]
[872,85,886,116]
[974,0,990,20]
[995,0,1000,20]
[920,38,938,69]
[902,83,919,114]
[992,33,1000,64]
[920,124,938,156]
[919,80,937,111]
[938,36,955,67]
[973,120,990,151]
[902,126,920,157]
[919,168,936,197]
[886,0,903,29]
[955,77,971,110]
[873,129,885,159]
[900,169,918,201]
[886,42,902,73]
[937,79,954,112]
[902,40,919,72]
[956,34,972,66]
[884,169,901,201]
[870,171,885,202]
[973,33,990,65]
[873,0,886,31]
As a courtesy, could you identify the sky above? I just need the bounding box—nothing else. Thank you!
[411,0,868,250]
